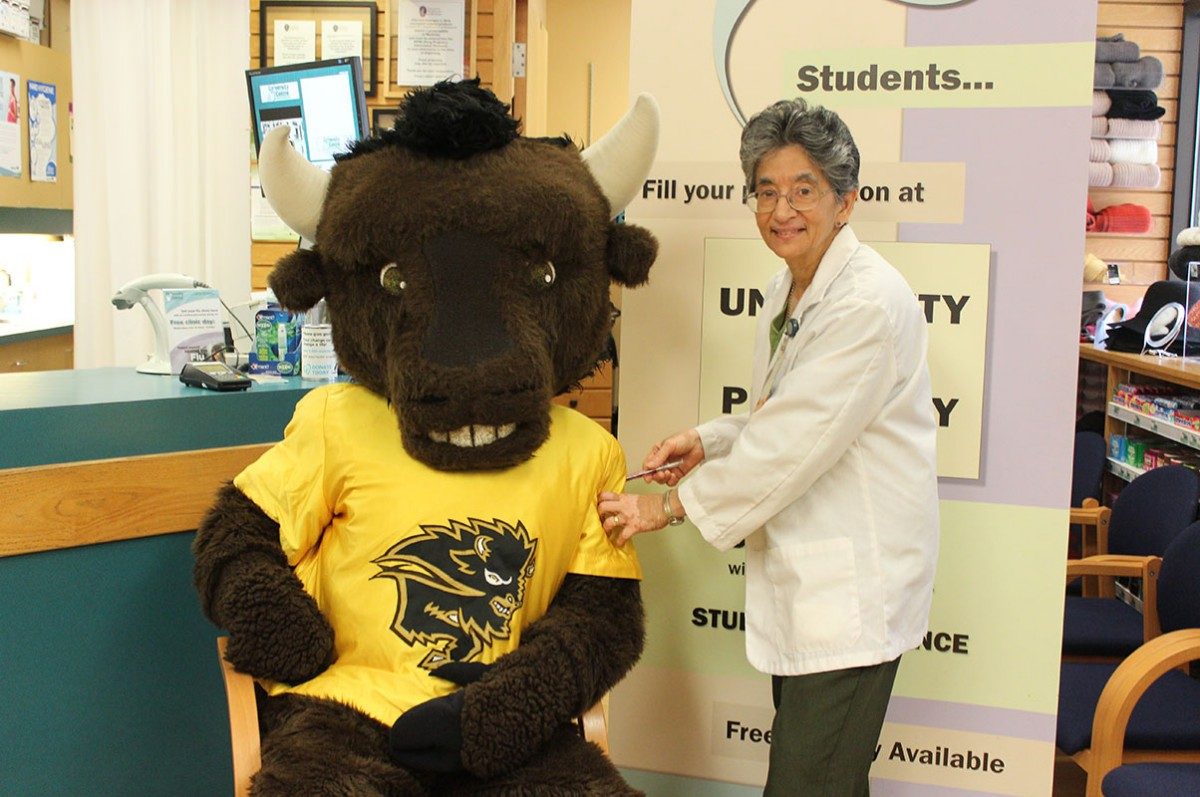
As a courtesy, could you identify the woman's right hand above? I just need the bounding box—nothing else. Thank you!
[643,429,705,486]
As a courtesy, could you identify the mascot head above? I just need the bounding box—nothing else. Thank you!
[258,79,659,471]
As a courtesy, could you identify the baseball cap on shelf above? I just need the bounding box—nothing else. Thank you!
[1103,280,1188,353]
[1168,243,1200,281]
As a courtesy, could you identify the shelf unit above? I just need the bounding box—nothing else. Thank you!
[1081,345,1200,484]
[1086,3,1186,307]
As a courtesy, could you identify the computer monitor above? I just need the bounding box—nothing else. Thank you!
[246,57,370,171]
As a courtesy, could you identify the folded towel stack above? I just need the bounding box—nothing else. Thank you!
[1088,137,1158,165]
[1094,34,1164,90]
[1086,197,1152,234]
[1106,89,1166,120]
[1095,33,1140,64]
[1090,117,1161,139]
[1094,57,1164,90]
[1088,162,1162,189]
[1087,35,1164,190]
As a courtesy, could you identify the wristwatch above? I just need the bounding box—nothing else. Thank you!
[662,487,686,526]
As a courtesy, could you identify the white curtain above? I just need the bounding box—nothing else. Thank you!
[71,0,251,369]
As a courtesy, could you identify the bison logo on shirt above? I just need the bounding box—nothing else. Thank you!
[373,517,538,671]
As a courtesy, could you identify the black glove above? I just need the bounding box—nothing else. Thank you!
[433,661,493,686]
[389,690,466,773]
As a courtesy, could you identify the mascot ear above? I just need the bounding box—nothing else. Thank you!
[267,248,327,312]
[607,223,658,288]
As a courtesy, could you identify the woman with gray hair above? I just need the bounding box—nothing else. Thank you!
[598,98,939,794]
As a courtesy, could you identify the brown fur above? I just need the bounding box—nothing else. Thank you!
[194,81,655,793]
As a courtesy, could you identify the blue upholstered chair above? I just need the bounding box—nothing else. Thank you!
[1062,465,1199,660]
[1056,520,1200,795]
[1066,431,1109,583]
[1103,762,1200,795]
[1071,431,1107,511]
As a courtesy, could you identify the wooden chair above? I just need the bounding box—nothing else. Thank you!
[1056,521,1200,795]
[216,638,610,795]
[1068,501,1113,596]
[1063,629,1200,796]
[1062,465,1199,661]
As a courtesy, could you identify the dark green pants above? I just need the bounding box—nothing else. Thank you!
[763,657,901,797]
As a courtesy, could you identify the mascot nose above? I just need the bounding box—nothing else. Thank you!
[421,232,515,367]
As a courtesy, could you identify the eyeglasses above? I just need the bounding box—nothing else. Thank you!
[744,184,832,214]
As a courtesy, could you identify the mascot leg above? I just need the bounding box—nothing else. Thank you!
[438,724,644,796]
[253,694,433,796]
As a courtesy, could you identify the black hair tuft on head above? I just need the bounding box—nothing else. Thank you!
[344,78,520,161]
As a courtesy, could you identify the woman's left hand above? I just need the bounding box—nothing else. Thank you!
[597,491,668,547]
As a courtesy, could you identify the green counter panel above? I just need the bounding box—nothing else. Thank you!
[0,367,325,795]
[0,367,318,468]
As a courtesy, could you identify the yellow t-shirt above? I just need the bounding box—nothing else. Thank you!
[234,383,640,725]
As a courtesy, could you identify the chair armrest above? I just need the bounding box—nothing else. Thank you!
[1066,555,1160,579]
[1088,629,1200,792]
[577,697,609,756]
[217,637,262,797]
[1069,505,1112,561]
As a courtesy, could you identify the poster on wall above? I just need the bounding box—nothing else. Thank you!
[696,239,989,478]
[321,19,363,60]
[274,19,317,65]
[616,0,1095,794]
[0,70,20,177]
[396,0,465,86]
[26,79,55,183]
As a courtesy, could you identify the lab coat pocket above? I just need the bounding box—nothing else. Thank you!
[764,537,861,650]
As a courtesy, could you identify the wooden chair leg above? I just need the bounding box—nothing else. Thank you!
[216,637,261,797]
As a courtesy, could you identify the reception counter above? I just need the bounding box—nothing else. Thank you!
[0,367,321,795]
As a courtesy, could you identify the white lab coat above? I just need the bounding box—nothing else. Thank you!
[678,226,939,676]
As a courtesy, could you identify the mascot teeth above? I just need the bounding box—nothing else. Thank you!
[433,423,518,447]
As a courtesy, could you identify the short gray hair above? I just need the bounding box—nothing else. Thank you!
[739,98,860,197]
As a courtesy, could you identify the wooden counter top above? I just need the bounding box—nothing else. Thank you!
[0,367,326,556]
[1079,345,1200,392]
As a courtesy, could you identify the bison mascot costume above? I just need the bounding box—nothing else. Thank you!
[193,79,659,795]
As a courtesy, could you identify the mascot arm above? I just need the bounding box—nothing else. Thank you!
[192,482,334,684]
[461,572,644,777]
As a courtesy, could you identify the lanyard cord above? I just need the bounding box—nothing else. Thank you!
[756,316,800,412]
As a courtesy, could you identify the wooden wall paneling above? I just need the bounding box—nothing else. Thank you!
[1087,236,1171,262]
[251,240,297,289]
[1086,1,1186,304]
[1090,189,1174,213]
[1091,215,1174,238]
[245,2,609,405]
[1099,2,1187,26]
[0,29,73,209]
[0,331,74,372]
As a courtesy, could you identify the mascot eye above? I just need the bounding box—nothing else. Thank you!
[531,261,556,289]
[484,569,512,587]
[379,262,406,295]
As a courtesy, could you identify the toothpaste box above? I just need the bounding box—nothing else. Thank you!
[249,307,303,376]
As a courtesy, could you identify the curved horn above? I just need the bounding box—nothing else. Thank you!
[258,126,331,242]
[581,93,660,217]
